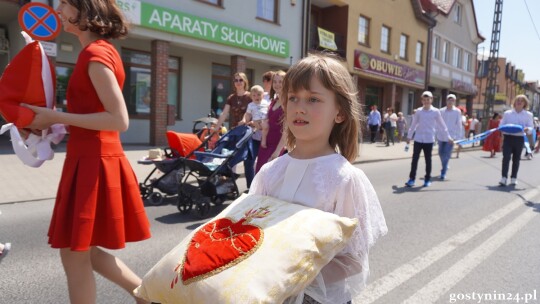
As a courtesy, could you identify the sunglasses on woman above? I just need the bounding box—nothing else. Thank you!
[234,78,244,83]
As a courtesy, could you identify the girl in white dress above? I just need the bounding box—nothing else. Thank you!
[249,54,387,304]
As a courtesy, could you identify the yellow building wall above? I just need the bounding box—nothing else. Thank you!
[345,0,429,78]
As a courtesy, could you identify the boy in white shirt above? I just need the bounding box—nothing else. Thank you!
[406,91,453,187]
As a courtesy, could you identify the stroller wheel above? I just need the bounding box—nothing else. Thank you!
[177,191,193,214]
[177,202,192,214]
[148,192,164,206]
[140,184,152,199]
[195,201,211,219]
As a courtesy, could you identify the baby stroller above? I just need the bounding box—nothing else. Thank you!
[138,131,207,205]
[177,125,254,218]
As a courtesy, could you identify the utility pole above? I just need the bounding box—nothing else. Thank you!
[482,0,503,129]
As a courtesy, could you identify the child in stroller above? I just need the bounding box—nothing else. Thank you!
[177,125,254,218]
[138,131,206,205]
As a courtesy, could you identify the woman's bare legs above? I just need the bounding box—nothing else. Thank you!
[60,248,96,304]
[60,247,149,304]
[90,247,149,304]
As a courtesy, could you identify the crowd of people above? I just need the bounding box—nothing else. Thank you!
[365,91,538,188]
[4,1,539,303]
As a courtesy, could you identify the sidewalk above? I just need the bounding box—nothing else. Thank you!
[0,135,476,204]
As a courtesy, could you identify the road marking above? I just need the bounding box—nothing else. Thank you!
[354,188,538,304]
[404,207,536,303]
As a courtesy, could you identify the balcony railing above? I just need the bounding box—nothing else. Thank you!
[308,25,346,58]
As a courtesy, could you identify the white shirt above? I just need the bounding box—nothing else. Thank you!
[500,109,534,136]
[438,106,462,141]
[469,118,480,132]
[250,154,387,304]
[408,106,452,143]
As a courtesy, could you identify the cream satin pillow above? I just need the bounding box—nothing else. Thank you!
[134,194,358,304]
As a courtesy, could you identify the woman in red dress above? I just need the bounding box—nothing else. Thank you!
[23,1,151,303]
[482,112,502,157]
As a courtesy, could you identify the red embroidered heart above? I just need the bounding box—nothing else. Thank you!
[171,207,270,287]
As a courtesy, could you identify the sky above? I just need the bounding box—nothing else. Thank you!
[472,0,540,81]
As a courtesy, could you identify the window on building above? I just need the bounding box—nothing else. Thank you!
[453,46,462,68]
[380,25,390,53]
[122,49,182,118]
[454,3,462,24]
[464,51,472,72]
[415,41,423,65]
[257,0,278,23]
[432,35,440,60]
[358,15,370,45]
[399,34,408,60]
[196,0,222,6]
[55,63,74,111]
[211,64,231,117]
[442,41,450,63]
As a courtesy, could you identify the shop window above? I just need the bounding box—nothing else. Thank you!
[399,34,408,60]
[122,49,181,118]
[55,63,74,111]
[257,0,278,23]
[358,15,370,46]
[464,52,472,72]
[380,25,390,53]
[211,63,231,117]
[415,41,423,65]
[442,41,450,64]
[210,64,253,117]
[454,3,462,24]
[453,46,462,68]
[432,35,440,60]
[365,86,381,109]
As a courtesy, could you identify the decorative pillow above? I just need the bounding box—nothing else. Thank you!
[134,194,358,304]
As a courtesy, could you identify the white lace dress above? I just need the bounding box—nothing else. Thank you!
[249,153,388,304]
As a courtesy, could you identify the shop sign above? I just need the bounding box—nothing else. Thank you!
[353,50,425,86]
[118,0,289,58]
[451,79,477,94]
[317,27,337,51]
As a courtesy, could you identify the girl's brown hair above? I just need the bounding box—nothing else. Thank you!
[281,53,362,162]
[66,0,129,39]
[269,70,286,100]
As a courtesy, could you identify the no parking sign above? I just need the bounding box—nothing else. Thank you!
[18,3,60,41]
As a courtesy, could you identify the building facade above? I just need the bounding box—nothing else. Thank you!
[0,0,303,145]
[423,0,484,116]
[476,57,527,116]
[346,0,433,116]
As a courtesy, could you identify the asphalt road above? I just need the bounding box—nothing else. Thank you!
[1,149,539,304]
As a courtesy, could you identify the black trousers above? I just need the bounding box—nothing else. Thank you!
[369,124,379,143]
[502,135,524,178]
[409,142,433,181]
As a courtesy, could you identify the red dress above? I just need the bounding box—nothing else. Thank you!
[48,40,151,251]
[482,119,501,153]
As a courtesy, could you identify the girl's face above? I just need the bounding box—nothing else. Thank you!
[286,76,342,144]
[233,75,245,91]
[272,75,283,95]
[514,98,525,111]
[56,0,80,34]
